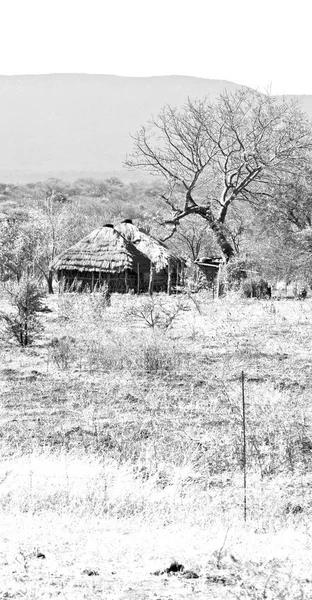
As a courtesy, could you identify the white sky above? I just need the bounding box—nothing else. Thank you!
[0,0,310,95]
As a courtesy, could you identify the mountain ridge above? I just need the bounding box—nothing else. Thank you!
[0,74,311,183]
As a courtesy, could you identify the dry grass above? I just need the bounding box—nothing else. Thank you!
[1,290,312,597]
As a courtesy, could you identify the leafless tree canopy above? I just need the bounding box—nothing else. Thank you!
[126,88,312,260]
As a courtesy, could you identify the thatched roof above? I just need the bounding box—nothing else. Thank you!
[51,224,150,273]
[115,220,184,272]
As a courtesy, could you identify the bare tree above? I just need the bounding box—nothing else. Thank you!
[170,217,211,262]
[126,88,312,261]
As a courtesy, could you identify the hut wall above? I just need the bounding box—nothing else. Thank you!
[58,265,183,294]
[58,269,144,293]
[153,270,168,292]
[146,268,181,292]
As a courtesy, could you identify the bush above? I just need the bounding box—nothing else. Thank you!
[124,296,189,331]
[0,276,46,346]
[140,338,177,373]
[240,277,271,299]
[50,335,76,369]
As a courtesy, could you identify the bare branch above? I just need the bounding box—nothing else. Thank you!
[126,87,312,261]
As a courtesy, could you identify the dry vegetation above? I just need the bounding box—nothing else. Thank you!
[1,290,312,598]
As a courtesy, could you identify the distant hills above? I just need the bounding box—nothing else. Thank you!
[0,74,312,183]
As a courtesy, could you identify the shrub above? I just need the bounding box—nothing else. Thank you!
[240,277,271,299]
[0,276,46,346]
[50,335,76,369]
[124,296,189,331]
[140,338,176,373]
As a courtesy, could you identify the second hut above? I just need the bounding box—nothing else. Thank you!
[115,219,185,294]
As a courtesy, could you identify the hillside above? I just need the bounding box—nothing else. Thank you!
[0,74,257,182]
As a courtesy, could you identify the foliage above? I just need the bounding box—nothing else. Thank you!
[239,277,271,299]
[49,335,76,369]
[240,165,312,283]
[0,220,36,282]
[0,276,46,346]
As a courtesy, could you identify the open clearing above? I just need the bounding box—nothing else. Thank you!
[1,292,312,599]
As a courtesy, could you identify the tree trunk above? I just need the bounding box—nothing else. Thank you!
[196,205,235,262]
[47,270,54,294]
[212,226,234,262]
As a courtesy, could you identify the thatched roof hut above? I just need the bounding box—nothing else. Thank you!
[52,220,185,294]
[51,224,151,292]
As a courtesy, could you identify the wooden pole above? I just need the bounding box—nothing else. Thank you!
[176,261,179,294]
[148,262,154,295]
[137,263,140,295]
[181,261,185,286]
[216,265,221,298]
[167,260,172,295]
[125,269,129,293]
[242,370,247,522]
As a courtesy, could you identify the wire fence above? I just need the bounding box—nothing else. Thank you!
[2,471,312,489]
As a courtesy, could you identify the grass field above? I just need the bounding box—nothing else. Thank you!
[1,290,312,598]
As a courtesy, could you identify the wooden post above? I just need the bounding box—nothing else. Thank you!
[125,269,129,293]
[137,263,140,295]
[167,260,172,295]
[216,265,221,298]
[224,262,229,295]
[242,370,247,522]
[176,261,179,294]
[148,262,154,295]
[181,261,185,286]
[91,271,95,292]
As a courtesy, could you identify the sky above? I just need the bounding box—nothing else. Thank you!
[0,0,310,95]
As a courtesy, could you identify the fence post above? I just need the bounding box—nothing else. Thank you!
[242,370,247,521]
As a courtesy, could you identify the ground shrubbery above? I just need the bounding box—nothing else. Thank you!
[1,291,312,597]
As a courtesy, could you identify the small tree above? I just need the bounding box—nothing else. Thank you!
[0,277,46,347]
[0,220,36,282]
